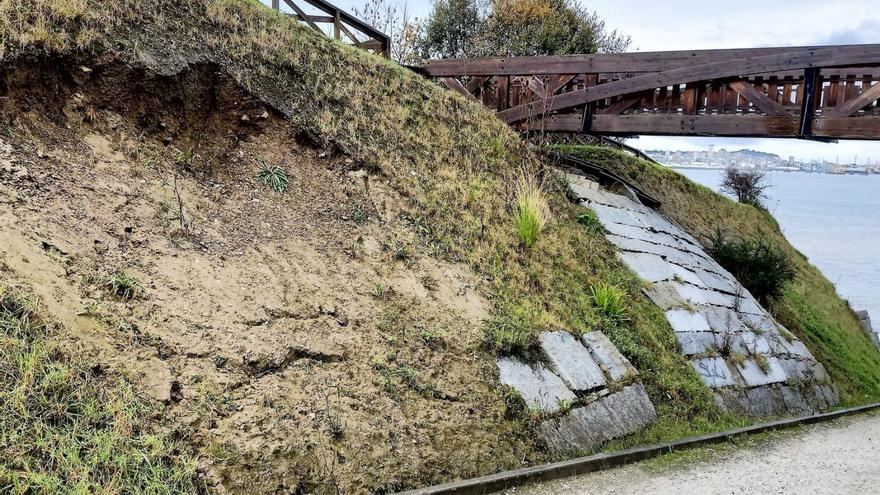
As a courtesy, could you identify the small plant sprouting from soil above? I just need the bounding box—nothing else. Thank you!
[591,282,627,320]
[76,300,104,318]
[420,328,440,347]
[257,158,289,194]
[106,270,143,300]
[419,274,438,291]
[321,384,346,440]
[513,175,550,248]
[371,282,390,300]
[350,200,368,224]
[576,209,603,235]
[172,175,194,237]
[383,236,412,263]
[176,146,195,167]
[373,359,440,400]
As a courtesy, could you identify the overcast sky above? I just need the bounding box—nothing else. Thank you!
[264,0,880,162]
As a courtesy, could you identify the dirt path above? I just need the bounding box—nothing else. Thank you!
[508,412,880,495]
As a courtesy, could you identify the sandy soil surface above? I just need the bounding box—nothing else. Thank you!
[509,412,880,495]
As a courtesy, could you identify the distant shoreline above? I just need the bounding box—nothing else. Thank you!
[668,166,874,176]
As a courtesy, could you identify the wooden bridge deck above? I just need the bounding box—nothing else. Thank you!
[424,45,880,140]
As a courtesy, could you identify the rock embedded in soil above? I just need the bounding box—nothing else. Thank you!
[539,331,607,392]
[538,383,657,454]
[581,331,638,382]
[497,356,576,413]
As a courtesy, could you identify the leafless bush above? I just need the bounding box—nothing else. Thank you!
[720,167,769,209]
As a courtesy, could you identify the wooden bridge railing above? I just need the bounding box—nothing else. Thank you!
[424,44,880,140]
[271,0,390,58]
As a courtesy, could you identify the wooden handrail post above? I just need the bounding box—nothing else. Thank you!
[333,11,341,40]
[272,0,279,10]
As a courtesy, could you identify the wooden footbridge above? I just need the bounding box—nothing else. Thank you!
[267,0,879,141]
[423,45,880,140]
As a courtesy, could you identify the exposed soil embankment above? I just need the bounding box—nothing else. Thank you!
[0,58,530,493]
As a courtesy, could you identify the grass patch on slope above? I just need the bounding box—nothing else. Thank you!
[0,285,202,494]
[554,145,880,405]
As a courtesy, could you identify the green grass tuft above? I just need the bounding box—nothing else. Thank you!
[591,282,627,320]
[106,270,143,301]
[514,176,550,248]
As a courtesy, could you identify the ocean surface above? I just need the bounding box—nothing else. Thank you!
[674,168,880,322]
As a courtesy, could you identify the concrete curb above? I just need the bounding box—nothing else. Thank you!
[398,403,880,495]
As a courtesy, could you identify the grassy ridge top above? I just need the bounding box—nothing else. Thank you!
[556,145,880,404]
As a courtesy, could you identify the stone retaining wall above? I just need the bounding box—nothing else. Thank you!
[498,330,657,453]
[567,174,839,417]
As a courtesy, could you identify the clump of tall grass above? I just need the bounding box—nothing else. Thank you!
[591,282,627,320]
[513,175,550,248]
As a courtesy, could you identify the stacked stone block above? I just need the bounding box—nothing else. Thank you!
[498,330,656,453]
[568,175,839,417]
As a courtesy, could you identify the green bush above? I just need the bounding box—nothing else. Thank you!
[707,228,795,305]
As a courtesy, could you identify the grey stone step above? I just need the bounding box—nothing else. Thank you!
[538,382,657,454]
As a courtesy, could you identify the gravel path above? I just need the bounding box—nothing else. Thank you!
[508,412,880,495]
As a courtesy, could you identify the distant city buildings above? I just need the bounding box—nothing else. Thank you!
[645,148,879,175]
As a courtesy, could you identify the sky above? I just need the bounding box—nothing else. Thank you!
[263,0,880,163]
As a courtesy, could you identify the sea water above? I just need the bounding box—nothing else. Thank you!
[675,169,880,323]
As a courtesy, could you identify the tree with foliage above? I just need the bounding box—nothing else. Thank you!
[720,167,770,209]
[418,0,629,59]
[483,0,630,56]
[707,229,795,305]
[418,0,488,59]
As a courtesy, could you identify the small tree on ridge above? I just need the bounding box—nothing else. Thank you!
[721,167,769,209]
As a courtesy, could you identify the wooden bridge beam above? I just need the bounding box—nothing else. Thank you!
[498,45,880,124]
[427,45,880,141]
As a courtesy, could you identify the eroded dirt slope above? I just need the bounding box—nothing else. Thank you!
[0,60,531,493]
